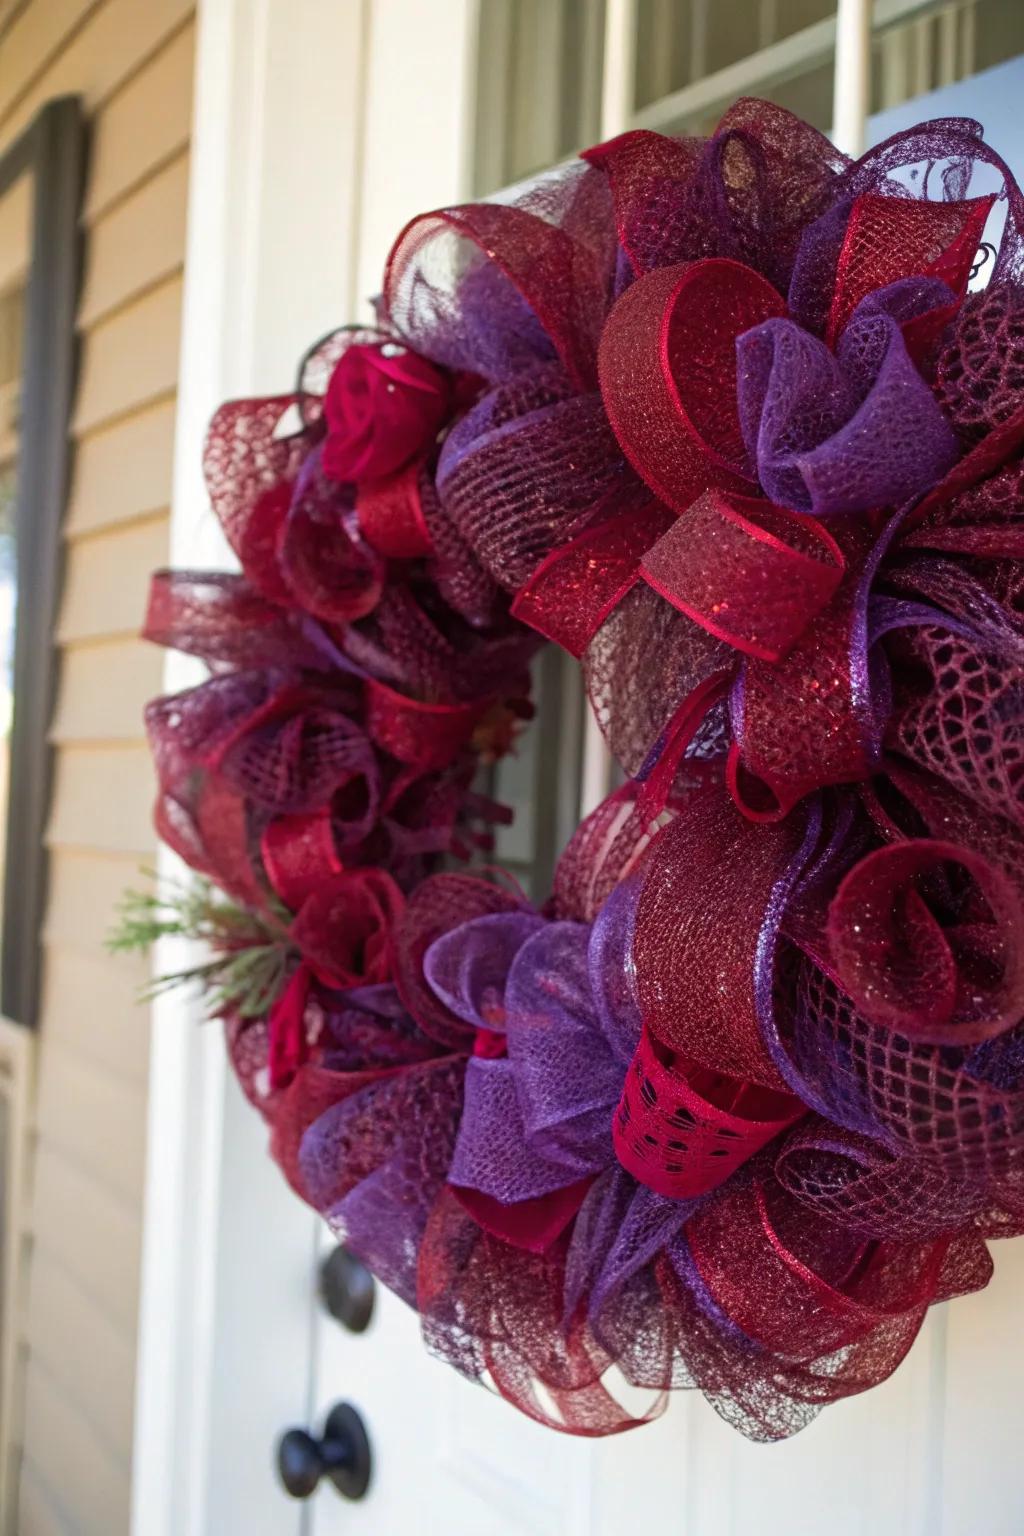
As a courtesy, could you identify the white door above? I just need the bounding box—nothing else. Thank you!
[135,6,1024,1536]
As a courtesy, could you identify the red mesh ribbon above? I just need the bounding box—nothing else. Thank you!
[512,499,673,657]
[728,522,876,821]
[418,1187,663,1436]
[902,403,1024,534]
[687,1179,964,1361]
[826,192,996,348]
[290,869,404,989]
[826,837,1024,1045]
[268,961,312,1091]
[582,129,704,275]
[203,395,307,605]
[613,1028,804,1199]
[276,441,388,626]
[261,808,344,911]
[144,570,313,669]
[553,780,662,921]
[633,780,803,1087]
[364,678,487,770]
[516,488,843,666]
[635,671,732,820]
[583,105,844,286]
[640,491,844,663]
[155,772,266,912]
[356,461,435,558]
[598,258,785,513]
[385,201,607,390]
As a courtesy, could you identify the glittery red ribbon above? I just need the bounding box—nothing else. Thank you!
[290,868,404,990]
[512,498,673,657]
[687,1180,952,1360]
[640,491,844,663]
[268,961,312,1091]
[598,257,786,514]
[826,192,995,348]
[364,678,488,770]
[635,671,732,820]
[261,807,345,911]
[356,460,435,558]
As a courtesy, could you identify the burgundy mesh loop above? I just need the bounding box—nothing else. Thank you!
[598,258,784,513]
[384,188,612,390]
[826,837,1024,1045]
[203,395,310,605]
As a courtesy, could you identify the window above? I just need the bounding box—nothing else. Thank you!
[0,286,24,909]
[874,1,1024,114]
[0,98,85,1026]
[634,0,839,136]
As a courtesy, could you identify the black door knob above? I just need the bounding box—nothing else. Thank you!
[319,1244,375,1333]
[277,1402,372,1501]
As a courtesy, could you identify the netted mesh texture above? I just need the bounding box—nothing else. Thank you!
[141,96,1024,1447]
[277,449,383,625]
[552,786,657,922]
[585,100,846,290]
[419,468,507,628]
[341,583,536,704]
[584,584,729,777]
[887,622,1024,828]
[774,1121,988,1239]
[219,702,377,816]
[144,571,329,671]
[775,948,1024,1180]
[633,784,803,1088]
[384,161,615,388]
[936,285,1024,443]
[299,1058,466,1307]
[438,382,632,593]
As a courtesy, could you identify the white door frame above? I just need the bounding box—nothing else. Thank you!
[130,4,480,1534]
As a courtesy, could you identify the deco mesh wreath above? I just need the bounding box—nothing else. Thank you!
[129,100,1024,1441]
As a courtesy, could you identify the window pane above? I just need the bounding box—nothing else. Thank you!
[473,0,606,194]
[635,0,837,136]
[873,0,1024,114]
[0,286,22,916]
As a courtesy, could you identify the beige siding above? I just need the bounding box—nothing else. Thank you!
[22,1366,128,1536]
[72,277,182,435]
[58,514,168,642]
[31,1137,142,1337]
[14,1464,73,1536]
[0,171,29,289]
[51,638,165,743]
[65,397,176,535]
[0,3,195,1532]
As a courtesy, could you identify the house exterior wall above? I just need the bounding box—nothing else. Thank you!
[0,5,195,1532]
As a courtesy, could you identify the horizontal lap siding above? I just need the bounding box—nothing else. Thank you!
[65,397,176,535]
[0,4,195,1532]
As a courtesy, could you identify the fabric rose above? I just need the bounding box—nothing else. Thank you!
[290,868,405,989]
[322,341,451,482]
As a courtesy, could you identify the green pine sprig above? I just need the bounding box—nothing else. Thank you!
[108,873,295,1019]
